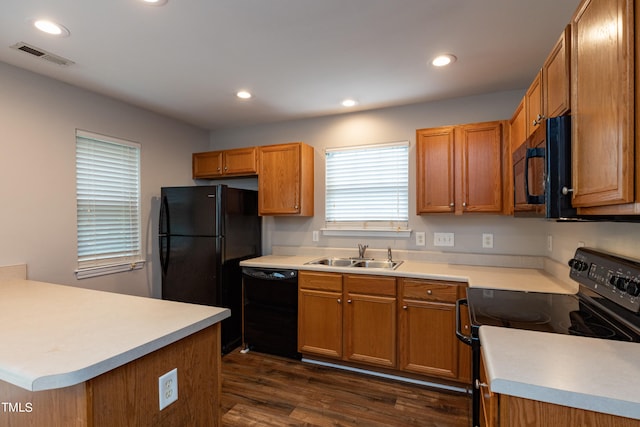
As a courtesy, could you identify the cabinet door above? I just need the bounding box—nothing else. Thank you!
[399,299,458,379]
[571,0,634,207]
[525,70,543,137]
[457,122,503,213]
[543,25,571,118]
[298,288,342,359]
[258,143,314,216]
[223,147,257,175]
[192,151,223,178]
[344,292,397,368]
[509,97,526,154]
[416,127,455,213]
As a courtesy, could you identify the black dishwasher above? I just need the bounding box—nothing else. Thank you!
[241,267,300,359]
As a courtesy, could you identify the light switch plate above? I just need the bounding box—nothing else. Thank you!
[434,232,454,247]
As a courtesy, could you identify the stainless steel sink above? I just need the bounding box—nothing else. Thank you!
[352,260,403,269]
[304,257,402,270]
[305,257,356,267]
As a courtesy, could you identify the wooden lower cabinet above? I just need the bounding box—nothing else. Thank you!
[398,278,470,382]
[298,271,343,358]
[299,271,471,384]
[343,274,397,368]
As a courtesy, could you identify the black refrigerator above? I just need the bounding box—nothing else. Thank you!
[159,185,261,354]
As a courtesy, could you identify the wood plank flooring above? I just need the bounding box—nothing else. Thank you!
[221,350,471,426]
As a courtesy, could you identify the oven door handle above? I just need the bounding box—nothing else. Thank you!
[455,298,473,346]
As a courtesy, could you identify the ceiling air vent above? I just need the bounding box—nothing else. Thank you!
[10,42,74,66]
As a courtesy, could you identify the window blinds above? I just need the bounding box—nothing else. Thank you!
[325,141,409,227]
[75,130,142,275]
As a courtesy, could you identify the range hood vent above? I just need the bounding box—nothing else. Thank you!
[10,42,74,66]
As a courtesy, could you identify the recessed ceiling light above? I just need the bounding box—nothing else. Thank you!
[30,19,70,37]
[236,91,252,99]
[341,99,357,107]
[141,0,168,5]
[432,54,457,67]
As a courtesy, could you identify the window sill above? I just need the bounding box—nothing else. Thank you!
[321,228,412,238]
[75,260,146,280]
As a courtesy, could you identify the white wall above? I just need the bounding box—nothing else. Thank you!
[0,62,209,297]
[211,90,640,265]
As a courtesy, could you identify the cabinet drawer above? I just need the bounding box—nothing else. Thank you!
[344,274,396,296]
[299,271,342,292]
[400,279,463,303]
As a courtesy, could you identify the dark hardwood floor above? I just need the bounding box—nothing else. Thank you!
[221,350,471,426]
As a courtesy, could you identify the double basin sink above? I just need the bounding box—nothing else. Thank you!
[304,257,403,270]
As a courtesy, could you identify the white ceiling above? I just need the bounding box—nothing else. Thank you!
[0,0,581,130]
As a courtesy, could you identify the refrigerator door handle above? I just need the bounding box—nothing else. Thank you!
[159,235,169,275]
[159,195,170,235]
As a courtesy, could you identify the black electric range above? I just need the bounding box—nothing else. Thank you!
[456,247,640,427]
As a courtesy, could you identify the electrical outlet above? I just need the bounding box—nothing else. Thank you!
[434,232,454,247]
[159,368,178,410]
[415,231,426,246]
[312,230,319,242]
[482,233,494,249]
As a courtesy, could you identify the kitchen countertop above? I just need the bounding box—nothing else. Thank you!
[0,278,229,391]
[240,254,577,293]
[480,326,640,420]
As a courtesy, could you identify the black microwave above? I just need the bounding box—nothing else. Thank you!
[512,116,577,219]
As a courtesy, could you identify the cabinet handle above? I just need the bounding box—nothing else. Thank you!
[462,202,467,207]
[449,202,454,207]
[347,299,352,304]
[224,166,228,171]
[337,298,342,304]
[217,167,221,171]
[427,290,433,295]
[562,187,574,196]
[402,305,408,310]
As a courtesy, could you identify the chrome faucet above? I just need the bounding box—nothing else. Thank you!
[357,243,368,259]
[387,247,393,262]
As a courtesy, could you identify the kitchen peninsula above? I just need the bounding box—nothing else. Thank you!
[0,265,229,427]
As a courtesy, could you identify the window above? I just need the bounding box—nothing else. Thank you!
[75,130,144,279]
[324,141,409,236]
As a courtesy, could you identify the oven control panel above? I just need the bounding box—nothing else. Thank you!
[569,247,640,313]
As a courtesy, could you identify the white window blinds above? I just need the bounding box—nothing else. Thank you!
[325,141,409,230]
[75,130,143,278]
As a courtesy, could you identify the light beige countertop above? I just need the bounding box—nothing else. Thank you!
[480,326,640,420]
[0,279,229,391]
[240,254,577,293]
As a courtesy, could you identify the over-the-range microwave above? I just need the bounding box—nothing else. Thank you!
[512,115,577,219]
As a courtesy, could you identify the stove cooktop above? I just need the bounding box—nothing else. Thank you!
[466,287,640,342]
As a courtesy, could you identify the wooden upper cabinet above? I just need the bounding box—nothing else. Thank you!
[192,147,257,179]
[417,121,504,215]
[416,127,456,213]
[525,70,543,137]
[258,142,314,216]
[571,0,635,209]
[509,97,526,153]
[543,25,571,118]
[193,151,223,178]
[458,122,504,214]
[523,25,571,140]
